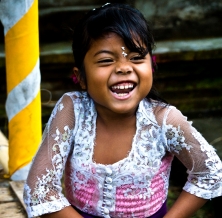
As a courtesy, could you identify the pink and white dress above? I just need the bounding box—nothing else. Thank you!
[23,91,222,218]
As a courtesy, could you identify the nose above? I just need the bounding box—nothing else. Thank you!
[115,61,133,75]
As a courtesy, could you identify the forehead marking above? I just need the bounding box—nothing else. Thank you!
[121,47,127,57]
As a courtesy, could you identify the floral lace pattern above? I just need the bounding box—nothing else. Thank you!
[165,125,192,154]
[24,92,222,217]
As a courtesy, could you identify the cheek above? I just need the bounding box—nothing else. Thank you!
[141,66,153,82]
[140,69,153,93]
[85,71,107,95]
[86,73,106,88]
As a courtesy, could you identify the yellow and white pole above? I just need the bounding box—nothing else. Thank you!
[0,0,41,180]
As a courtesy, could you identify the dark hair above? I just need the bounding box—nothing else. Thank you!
[72,3,167,104]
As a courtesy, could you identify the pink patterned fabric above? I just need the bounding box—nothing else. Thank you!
[147,155,173,215]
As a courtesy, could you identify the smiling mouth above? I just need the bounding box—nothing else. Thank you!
[110,82,136,97]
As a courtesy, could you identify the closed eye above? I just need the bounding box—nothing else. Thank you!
[98,59,113,63]
[130,55,144,61]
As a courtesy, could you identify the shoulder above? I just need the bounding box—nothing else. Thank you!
[141,98,170,126]
[162,105,190,127]
[61,91,94,118]
[63,91,88,101]
[46,92,84,130]
[50,91,88,118]
[143,98,190,128]
[157,105,195,139]
[59,91,90,106]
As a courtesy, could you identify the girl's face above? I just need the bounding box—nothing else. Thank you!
[82,33,153,116]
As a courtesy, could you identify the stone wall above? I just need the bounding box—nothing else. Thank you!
[38,0,222,42]
[134,0,222,40]
[1,0,222,43]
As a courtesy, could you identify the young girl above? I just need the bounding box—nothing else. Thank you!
[23,3,222,218]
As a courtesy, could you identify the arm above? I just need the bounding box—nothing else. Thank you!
[41,206,83,218]
[164,190,207,218]
[159,106,222,217]
[23,94,77,217]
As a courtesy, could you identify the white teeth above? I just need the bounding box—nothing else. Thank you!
[120,85,124,89]
[115,93,128,97]
[111,83,134,90]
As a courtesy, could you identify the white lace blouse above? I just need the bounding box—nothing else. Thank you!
[23,91,222,218]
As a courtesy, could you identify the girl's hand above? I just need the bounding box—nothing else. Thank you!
[163,190,207,218]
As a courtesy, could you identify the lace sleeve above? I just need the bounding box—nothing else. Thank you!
[23,94,75,217]
[162,106,222,199]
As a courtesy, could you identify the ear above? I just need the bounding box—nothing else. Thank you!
[73,67,86,89]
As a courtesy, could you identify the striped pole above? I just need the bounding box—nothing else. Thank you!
[0,0,41,180]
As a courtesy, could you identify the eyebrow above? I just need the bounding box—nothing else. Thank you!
[94,50,114,57]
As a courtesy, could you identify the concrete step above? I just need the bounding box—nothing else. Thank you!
[1,37,222,67]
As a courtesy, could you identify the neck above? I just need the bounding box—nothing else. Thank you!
[95,105,137,129]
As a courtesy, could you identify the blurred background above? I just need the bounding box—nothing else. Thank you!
[0,0,222,217]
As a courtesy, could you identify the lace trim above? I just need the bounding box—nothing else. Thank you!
[26,198,70,217]
[183,181,222,199]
